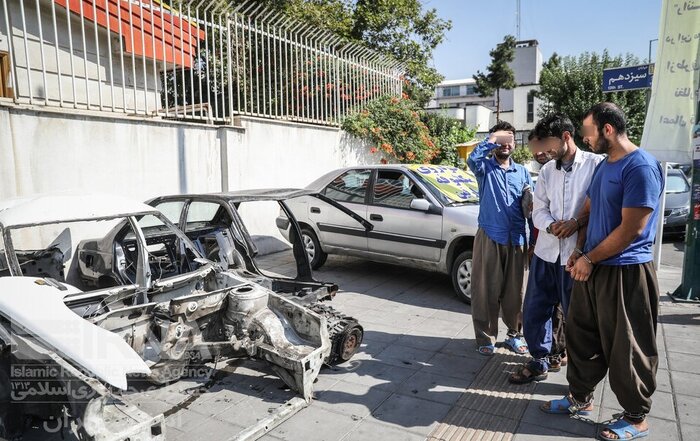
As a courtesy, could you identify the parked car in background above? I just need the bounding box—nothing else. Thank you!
[663,168,691,237]
[277,165,481,304]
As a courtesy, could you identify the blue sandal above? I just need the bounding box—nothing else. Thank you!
[477,345,495,356]
[599,419,649,440]
[503,336,529,354]
[540,395,592,416]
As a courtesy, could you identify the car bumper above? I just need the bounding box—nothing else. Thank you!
[663,215,688,234]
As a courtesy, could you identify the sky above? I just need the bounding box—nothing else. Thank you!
[426,0,663,81]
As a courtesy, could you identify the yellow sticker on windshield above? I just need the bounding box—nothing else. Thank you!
[407,165,479,203]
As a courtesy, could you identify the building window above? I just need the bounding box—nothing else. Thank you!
[0,52,12,99]
[465,85,477,96]
[442,86,461,97]
[527,91,535,123]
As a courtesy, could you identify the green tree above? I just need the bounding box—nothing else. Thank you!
[473,35,517,121]
[536,51,648,146]
[250,0,452,106]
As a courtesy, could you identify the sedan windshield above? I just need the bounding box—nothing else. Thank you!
[407,165,480,205]
[666,174,690,194]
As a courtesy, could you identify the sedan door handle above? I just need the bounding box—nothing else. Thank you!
[310,207,321,214]
[369,214,383,222]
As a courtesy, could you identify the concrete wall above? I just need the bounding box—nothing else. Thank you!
[0,104,375,249]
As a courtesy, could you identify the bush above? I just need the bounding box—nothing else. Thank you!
[342,96,475,166]
[420,113,476,166]
[511,145,533,165]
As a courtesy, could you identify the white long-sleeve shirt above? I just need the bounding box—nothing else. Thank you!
[533,148,604,265]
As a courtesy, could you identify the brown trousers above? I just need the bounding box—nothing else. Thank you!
[471,228,526,346]
[566,262,659,414]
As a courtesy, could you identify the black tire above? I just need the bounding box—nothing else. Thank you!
[451,250,473,304]
[301,228,327,270]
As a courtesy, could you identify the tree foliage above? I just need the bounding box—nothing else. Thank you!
[535,51,648,146]
[342,96,476,166]
[473,35,517,121]
[249,0,452,106]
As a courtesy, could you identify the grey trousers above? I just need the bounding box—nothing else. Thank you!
[471,228,527,347]
[566,262,659,414]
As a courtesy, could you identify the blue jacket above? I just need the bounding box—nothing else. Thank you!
[467,138,533,246]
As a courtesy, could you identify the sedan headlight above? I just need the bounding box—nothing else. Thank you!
[669,206,690,217]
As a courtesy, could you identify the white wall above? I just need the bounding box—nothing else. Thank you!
[0,105,376,251]
[0,105,221,200]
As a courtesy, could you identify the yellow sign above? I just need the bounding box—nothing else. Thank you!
[407,164,480,203]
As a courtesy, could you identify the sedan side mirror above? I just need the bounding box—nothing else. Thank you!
[410,198,431,211]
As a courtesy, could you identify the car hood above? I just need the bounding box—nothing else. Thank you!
[664,191,690,210]
[0,277,150,389]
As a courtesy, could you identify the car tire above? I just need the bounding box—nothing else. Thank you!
[301,228,327,270]
[451,250,473,304]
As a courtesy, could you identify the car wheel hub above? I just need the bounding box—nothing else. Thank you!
[303,234,315,260]
[457,259,472,294]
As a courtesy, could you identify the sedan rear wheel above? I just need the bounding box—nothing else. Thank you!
[301,228,328,270]
[451,250,473,304]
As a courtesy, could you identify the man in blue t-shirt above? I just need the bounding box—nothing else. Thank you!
[467,121,534,356]
[541,103,663,441]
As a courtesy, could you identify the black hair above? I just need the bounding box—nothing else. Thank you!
[488,121,516,134]
[533,113,575,139]
[527,129,536,141]
[585,102,627,135]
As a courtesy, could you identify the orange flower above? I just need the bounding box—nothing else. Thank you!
[406,151,415,160]
[370,147,378,153]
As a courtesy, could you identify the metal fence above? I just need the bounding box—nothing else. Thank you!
[0,0,404,125]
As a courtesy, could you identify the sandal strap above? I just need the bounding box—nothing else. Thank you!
[605,419,643,438]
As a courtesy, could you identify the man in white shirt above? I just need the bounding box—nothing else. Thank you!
[509,114,603,384]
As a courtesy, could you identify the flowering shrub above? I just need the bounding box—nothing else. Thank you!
[342,95,439,163]
[342,96,476,166]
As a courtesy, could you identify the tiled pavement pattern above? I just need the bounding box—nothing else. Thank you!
[20,248,700,441]
[427,350,536,441]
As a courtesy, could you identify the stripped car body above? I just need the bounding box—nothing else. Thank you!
[77,189,369,366]
[0,193,334,440]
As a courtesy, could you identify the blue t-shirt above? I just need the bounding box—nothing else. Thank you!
[584,149,663,265]
[467,139,533,246]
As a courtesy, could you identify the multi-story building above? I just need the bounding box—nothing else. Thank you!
[426,39,545,144]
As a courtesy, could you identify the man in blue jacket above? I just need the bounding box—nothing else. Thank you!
[468,121,533,356]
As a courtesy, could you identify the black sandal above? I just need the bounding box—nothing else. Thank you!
[509,363,547,384]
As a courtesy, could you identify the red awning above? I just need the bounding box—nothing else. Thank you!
[54,0,206,69]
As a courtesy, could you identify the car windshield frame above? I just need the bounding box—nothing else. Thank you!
[0,212,208,290]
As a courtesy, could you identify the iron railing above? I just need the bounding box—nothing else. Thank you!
[0,0,404,125]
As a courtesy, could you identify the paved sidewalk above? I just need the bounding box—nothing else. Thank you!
[30,248,690,441]
[255,252,698,441]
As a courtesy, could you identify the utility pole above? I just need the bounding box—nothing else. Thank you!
[516,0,521,40]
